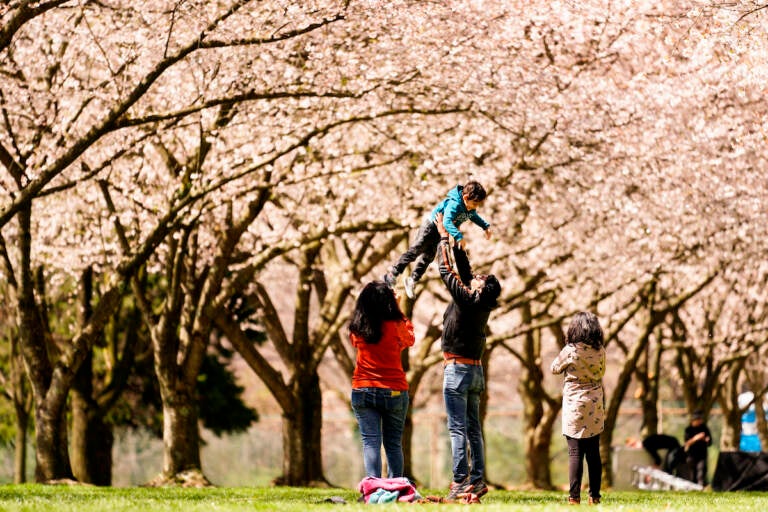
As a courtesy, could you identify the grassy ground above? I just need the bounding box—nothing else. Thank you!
[1,485,767,511]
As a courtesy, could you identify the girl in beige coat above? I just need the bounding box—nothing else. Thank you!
[551,312,606,505]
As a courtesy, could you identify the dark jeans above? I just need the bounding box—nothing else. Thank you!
[686,455,708,486]
[443,363,485,485]
[392,218,440,282]
[351,387,409,478]
[566,434,601,501]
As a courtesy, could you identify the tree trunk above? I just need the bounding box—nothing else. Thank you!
[525,402,559,490]
[602,328,652,487]
[13,404,29,483]
[70,395,114,485]
[71,266,114,485]
[717,371,744,451]
[720,413,741,451]
[519,361,556,488]
[516,309,557,490]
[636,335,662,437]
[161,387,202,477]
[277,372,327,486]
[16,204,73,482]
[9,333,32,483]
[520,374,558,490]
[34,402,73,482]
[755,393,768,452]
[70,401,114,485]
[71,352,114,485]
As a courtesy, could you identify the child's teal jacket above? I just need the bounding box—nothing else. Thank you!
[429,184,490,242]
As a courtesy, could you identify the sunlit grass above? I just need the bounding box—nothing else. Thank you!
[1,485,767,511]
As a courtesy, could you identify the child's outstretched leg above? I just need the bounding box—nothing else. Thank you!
[404,247,434,298]
[386,219,439,291]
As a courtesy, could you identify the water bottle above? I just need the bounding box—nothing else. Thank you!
[739,392,762,452]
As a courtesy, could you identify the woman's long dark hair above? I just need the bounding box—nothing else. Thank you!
[349,281,406,344]
[566,311,604,349]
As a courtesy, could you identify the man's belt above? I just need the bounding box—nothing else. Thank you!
[443,352,482,366]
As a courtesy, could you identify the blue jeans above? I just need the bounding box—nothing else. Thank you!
[443,363,485,484]
[351,387,409,478]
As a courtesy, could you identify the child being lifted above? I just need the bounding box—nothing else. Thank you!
[384,180,492,298]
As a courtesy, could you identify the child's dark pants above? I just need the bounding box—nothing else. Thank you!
[566,434,601,501]
[392,219,440,282]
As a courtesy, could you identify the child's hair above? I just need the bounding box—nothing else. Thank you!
[349,281,406,344]
[463,181,487,202]
[566,311,604,349]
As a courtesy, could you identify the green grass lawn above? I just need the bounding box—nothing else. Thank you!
[1,485,767,511]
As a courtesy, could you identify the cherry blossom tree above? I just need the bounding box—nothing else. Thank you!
[2,0,768,489]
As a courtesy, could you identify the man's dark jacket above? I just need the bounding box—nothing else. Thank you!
[437,237,497,360]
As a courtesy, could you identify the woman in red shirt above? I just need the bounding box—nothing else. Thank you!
[349,281,415,478]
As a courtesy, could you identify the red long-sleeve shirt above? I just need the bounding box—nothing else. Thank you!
[351,319,415,391]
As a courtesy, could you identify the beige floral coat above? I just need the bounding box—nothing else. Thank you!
[551,342,606,439]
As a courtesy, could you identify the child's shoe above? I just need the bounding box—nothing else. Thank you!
[404,276,416,298]
[383,270,397,288]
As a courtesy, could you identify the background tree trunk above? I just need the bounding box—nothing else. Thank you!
[635,334,663,438]
[34,403,73,482]
[70,383,114,486]
[71,266,113,485]
[16,204,73,482]
[717,365,745,451]
[520,367,558,490]
[160,387,204,479]
[277,373,326,486]
[70,350,114,486]
[514,306,559,490]
[7,333,33,483]
[13,403,29,483]
[754,393,768,452]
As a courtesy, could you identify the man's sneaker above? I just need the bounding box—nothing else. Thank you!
[446,479,472,500]
[468,480,488,497]
[383,271,397,288]
[404,276,416,298]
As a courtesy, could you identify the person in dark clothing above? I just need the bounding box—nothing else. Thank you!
[434,213,501,501]
[642,434,683,474]
[683,410,712,486]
